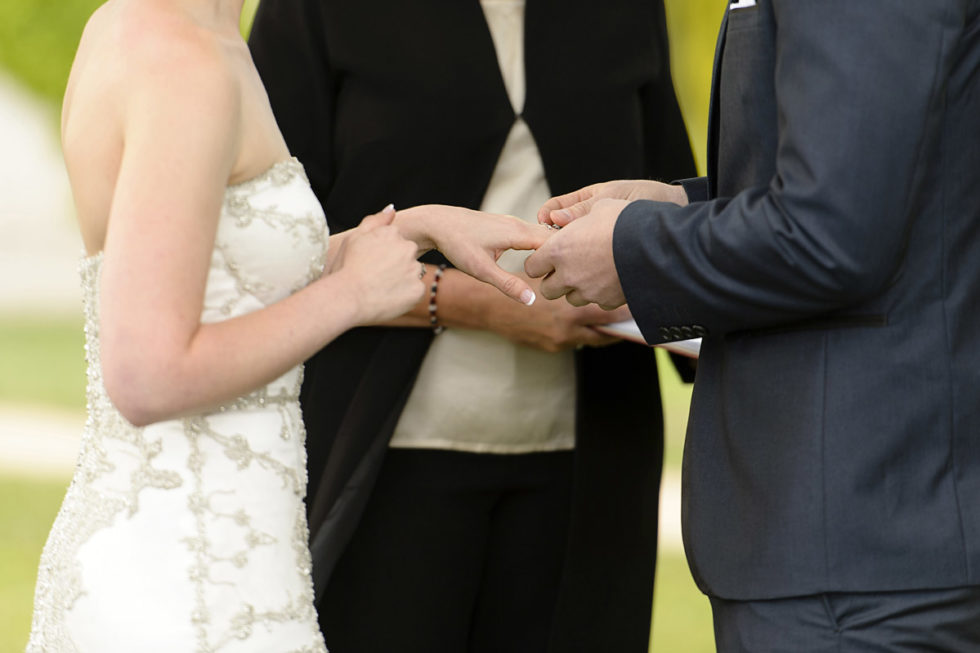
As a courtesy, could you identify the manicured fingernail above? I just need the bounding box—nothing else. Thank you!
[383,203,395,214]
[521,289,536,305]
[557,209,573,222]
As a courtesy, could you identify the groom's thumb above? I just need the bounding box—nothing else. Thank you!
[549,199,593,227]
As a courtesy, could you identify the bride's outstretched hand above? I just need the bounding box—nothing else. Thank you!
[395,205,552,306]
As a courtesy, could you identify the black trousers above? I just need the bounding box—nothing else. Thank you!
[711,586,980,652]
[320,448,574,653]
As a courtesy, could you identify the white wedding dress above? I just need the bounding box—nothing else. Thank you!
[27,159,330,653]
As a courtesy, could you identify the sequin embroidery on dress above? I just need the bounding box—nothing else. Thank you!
[27,159,330,653]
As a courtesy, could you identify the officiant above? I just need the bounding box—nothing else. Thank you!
[249,1,696,650]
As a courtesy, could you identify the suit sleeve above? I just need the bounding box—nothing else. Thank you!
[248,0,337,211]
[639,2,699,381]
[614,1,955,342]
[677,177,709,203]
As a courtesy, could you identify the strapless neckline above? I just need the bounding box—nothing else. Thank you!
[226,156,303,190]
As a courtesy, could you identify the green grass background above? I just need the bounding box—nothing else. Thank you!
[0,0,724,650]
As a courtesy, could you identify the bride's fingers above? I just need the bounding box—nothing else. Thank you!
[470,259,537,305]
[502,221,553,251]
[357,204,397,231]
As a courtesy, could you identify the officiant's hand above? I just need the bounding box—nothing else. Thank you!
[382,264,630,351]
[394,204,551,306]
[477,274,631,352]
[538,179,688,227]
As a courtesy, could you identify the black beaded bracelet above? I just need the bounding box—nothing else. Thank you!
[428,264,447,334]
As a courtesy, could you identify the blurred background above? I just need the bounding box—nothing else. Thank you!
[0,0,725,649]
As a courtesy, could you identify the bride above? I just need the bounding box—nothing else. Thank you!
[26,0,547,650]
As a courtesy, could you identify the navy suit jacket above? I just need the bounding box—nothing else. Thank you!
[614,0,980,599]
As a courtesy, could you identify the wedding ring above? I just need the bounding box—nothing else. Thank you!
[419,263,427,279]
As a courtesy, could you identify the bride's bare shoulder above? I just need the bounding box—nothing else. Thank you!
[63,1,242,191]
[73,0,236,97]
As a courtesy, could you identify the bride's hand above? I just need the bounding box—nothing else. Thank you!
[329,209,425,325]
[325,204,397,276]
[394,204,551,306]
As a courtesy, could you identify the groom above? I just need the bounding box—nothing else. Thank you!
[526,0,980,649]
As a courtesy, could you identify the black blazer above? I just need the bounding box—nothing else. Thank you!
[249,1,696,649]
[614,0,980,600]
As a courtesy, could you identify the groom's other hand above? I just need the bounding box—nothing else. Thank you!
[538,179,688,227]
[525,199,628,310]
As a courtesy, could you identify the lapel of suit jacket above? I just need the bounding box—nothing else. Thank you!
[706,8,730,199]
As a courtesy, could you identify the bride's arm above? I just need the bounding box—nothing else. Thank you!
[99,40,422,427]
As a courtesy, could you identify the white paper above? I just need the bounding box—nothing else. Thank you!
[595,320,701,358]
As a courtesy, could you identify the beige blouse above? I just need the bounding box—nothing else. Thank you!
[389,0,576,453]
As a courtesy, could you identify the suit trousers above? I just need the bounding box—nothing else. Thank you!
[320,447,574,653]
[710,586,980,652]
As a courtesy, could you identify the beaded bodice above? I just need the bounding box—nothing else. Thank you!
[28,158,330,653]
[79,158,329,418]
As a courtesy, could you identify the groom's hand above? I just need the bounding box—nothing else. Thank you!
[525,199,628,310]
[538,179,688,227]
